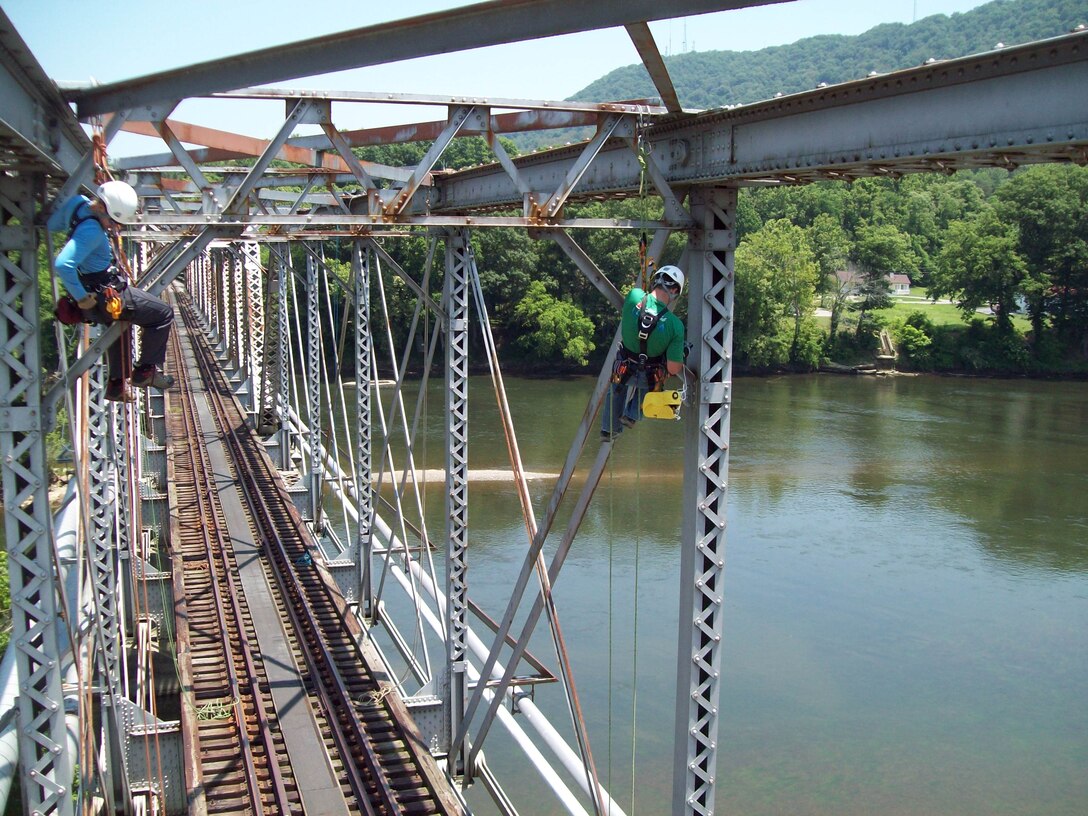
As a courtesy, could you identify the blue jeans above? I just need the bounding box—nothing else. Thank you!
[601,369,650,437]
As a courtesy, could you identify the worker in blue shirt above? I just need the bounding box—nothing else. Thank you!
[48,181,174,402]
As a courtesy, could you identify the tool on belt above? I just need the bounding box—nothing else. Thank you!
[102,286,123,320]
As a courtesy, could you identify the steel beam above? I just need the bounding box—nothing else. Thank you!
[625,22,683,114]
[0,172,75,816]
[444,230,471,769]
[256,250,282,437]
[241,242,264,414]
[217,87,665,114]
[674,187,735,816]
[67,1,789,117]
[0,9,88,175]
[352,243,374,615]
[432,31,1088,210]
[305,245,323,527]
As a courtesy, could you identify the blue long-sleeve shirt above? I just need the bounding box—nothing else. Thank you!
[47,195,113,300]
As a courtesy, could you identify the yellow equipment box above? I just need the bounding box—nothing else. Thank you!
[642,389,682,420]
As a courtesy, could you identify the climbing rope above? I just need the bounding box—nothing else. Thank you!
[635,116,656,292]
[90,124,136,380]
[195,697,239,721]
[606,421,616,806]
[630,419,642,813]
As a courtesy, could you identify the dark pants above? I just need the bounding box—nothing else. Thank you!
[85,286,174,382]
[601,369,651,437]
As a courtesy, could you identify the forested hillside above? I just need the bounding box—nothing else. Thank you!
[338,0,1087,377]
[513,0,1086,151]
[34,0,1087,385]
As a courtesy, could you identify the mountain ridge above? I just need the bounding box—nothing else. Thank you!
[510,0,1087,150]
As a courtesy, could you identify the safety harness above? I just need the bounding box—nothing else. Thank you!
[68,207,97,239]
[612,296,668,389]
[68,202,125,318]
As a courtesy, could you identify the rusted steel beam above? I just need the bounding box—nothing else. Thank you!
[121,120,348,170]
[279,107,637,158]
[216,86,668,114]
[115,109,620,169]
[625,22,683,113]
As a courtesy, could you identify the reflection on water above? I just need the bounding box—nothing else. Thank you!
[362,374,1088,815]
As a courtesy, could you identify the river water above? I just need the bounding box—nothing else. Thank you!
[376,373,1087,816]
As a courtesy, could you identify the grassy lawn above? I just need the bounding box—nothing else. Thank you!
[816,287,1031,332]
[880,297,965,326]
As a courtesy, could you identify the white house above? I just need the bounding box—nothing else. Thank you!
[834,267,912,296]
[888,274,911,295]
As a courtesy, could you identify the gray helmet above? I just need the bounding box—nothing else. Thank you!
[655,265,685,296]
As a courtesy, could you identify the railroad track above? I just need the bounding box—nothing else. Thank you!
[167,291,460,815]
[168,309,301,814]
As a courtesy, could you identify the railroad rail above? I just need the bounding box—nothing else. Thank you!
[166,290,463,816]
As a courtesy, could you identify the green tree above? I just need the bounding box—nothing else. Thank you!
[851,223,919,336]
[893,310,936,368]
[355,135,518,174]
[512,280,596,366]
[0,547,9,655]
[931,207,1031,334]
[734,219,821,368]
[995,164,1088,356]
[471,225,540,326]
[806,213,852,339]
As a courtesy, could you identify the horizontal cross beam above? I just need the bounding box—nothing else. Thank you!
[431,31,1088,210]
[66,0,789,117]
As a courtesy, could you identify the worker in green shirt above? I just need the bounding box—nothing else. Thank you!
[601,265,686,440]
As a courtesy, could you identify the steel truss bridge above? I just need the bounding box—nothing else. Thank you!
[1,1,1086,814]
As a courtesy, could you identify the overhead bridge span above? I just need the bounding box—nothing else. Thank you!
[1,2,1086,814]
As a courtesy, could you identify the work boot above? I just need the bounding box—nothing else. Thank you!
[105,379,135,403]
[131,365,175,390]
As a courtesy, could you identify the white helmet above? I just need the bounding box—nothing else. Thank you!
[655,265,685,296]
[97,180,138,223]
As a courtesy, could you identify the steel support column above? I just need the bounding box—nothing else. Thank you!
[85,370,123,683]
[305,244,323,527]
[0,172,74,815]
[444,229,470,771]
[241,241,265,414]
[256,247,283,437]
[211,249,227,355]
[228,246,245,384]
[198,252,211,323]
[84,367,129,808]
[673,186,735,816]
[109,395,139,809]
[353,241,374,614]
[275,248,292,466]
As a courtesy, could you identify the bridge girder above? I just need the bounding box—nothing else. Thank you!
[0,8,88,177]
[81,31,1088,239]
[4,4,1088,816]
[64,0,790,119]
[430,30,1088,213]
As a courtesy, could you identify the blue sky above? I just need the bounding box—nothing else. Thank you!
[4,0,990,156]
